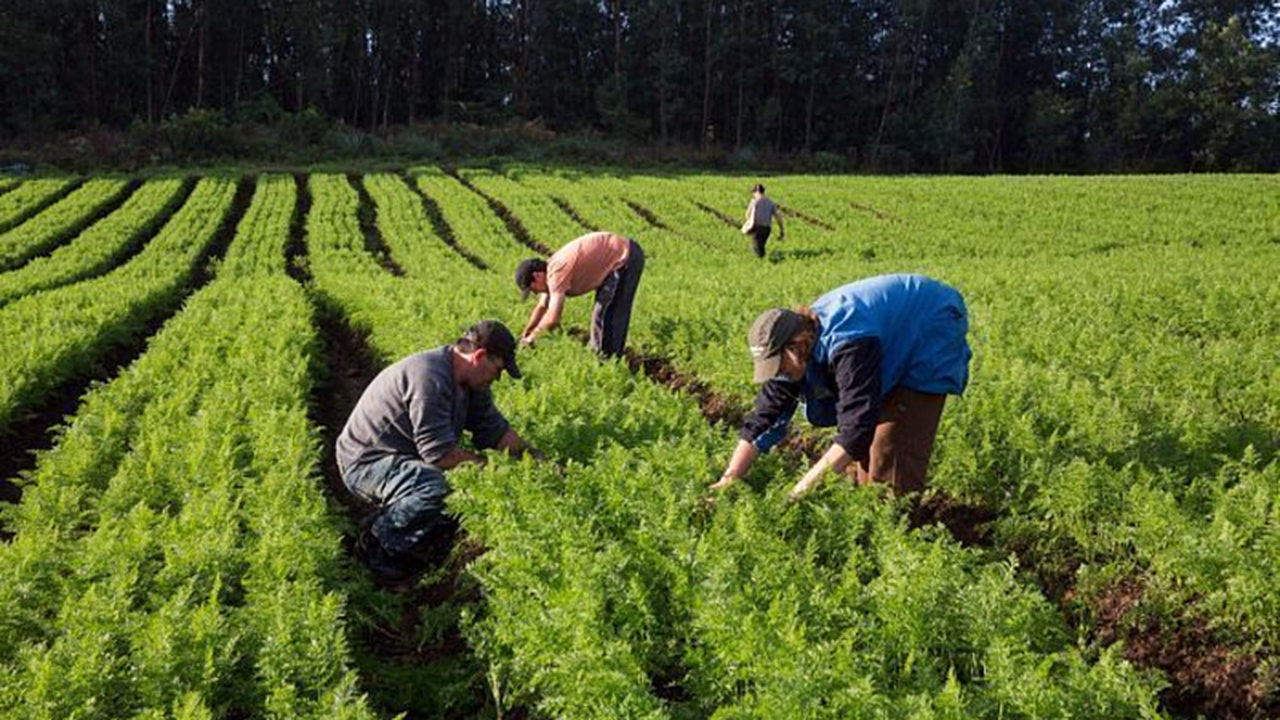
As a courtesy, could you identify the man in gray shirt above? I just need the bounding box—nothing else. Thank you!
[741,183,785,259]
[337,319,541,584]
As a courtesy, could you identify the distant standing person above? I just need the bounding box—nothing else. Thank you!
[514,231,645,357]
[711,274,972,499]
[337,320,542,584]
[741,183,785,259]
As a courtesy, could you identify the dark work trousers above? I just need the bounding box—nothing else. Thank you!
[750,226,772,258]
[590,240,645,357]
[342,454,456,557]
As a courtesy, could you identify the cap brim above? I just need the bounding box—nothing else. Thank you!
[505,357,522,379]
[752,354,782,383]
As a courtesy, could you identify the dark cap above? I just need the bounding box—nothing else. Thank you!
[462,320,522,378]
[747,308,807,382]
[514,258,547,300]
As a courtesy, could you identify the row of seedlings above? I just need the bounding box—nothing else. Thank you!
[0,178,190,307]
[0,178,77,234]
[0,174,377,718]
[317,168,1169,718]
[0,178,238,432]
[0,178,133,271]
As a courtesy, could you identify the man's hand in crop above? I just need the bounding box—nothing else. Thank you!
[709,474,737,492]
[788,443,853,502]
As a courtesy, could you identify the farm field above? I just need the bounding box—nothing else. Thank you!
[0,168,1276,719]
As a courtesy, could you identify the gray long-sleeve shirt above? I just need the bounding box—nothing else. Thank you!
[336,346,511,474]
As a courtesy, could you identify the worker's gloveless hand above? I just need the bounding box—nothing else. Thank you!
[708,475,737,492]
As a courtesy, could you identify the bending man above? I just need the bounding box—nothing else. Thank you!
[712,274,972,498]
[337,320,541,583]
[514,231,645,357]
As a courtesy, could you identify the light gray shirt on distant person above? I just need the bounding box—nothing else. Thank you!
[336,345,510,474]
[746,196,779,228]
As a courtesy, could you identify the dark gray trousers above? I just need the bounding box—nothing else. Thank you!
[590,240,645,357]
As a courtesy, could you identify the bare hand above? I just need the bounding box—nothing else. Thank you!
[787,475,820,502]
[709,475,737,492]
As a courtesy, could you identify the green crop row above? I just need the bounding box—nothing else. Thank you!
[455,166,583,251]
[0,177,237,433]
[0,174,375,718]
[0,178,189,308]
[0,178,132,271]
[410,166,532,270]
[302,171,1165,717]
[0,178,76,234]
[477,167,1280,678]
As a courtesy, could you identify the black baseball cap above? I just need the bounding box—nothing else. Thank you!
[514,258,547,300]
[747,308,807,382]
[462,320,522,378]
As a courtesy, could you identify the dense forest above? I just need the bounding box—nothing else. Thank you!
[1,0,1277,172]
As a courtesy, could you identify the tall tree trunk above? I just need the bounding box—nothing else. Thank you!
[771,3,782,151]
[657,4,669,144]
[871,32,905,167]
[804,76,815,152]
[516,0,530,118]
[195,1,206,109]
[613,0,622,80]
[701,0,714,148]
[145,0,154,123]
[233,22,244,107]
[734,0,745,151]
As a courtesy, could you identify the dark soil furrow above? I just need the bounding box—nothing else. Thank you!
[0,177,86,235]
[849,201,899,222]
[309,295,495,717]
[446,169,553,256]
[286,174,311,285]
[551,196,596,232]
[622,199,672,231]
[779,205,835,230]
[1088,578,1277,720]
[402,173,488,271]
[693,201,738,228]
[348,174,406,277]
[0,178,196,311]
[0,176,253,541]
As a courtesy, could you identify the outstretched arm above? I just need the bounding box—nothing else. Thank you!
[434,446,488,469]
[521,294,550,341]
[711,440,760,490]
[524,291,566,344]
[788,340,881,499]
[710,379,800,491]
[788,444,852,499]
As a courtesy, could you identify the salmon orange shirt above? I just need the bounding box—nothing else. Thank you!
[546,232,632,296]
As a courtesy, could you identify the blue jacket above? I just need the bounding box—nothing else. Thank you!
[748,274,971,454]
[811,273,970,398]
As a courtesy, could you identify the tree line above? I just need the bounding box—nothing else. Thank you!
[1,0,1276,172]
